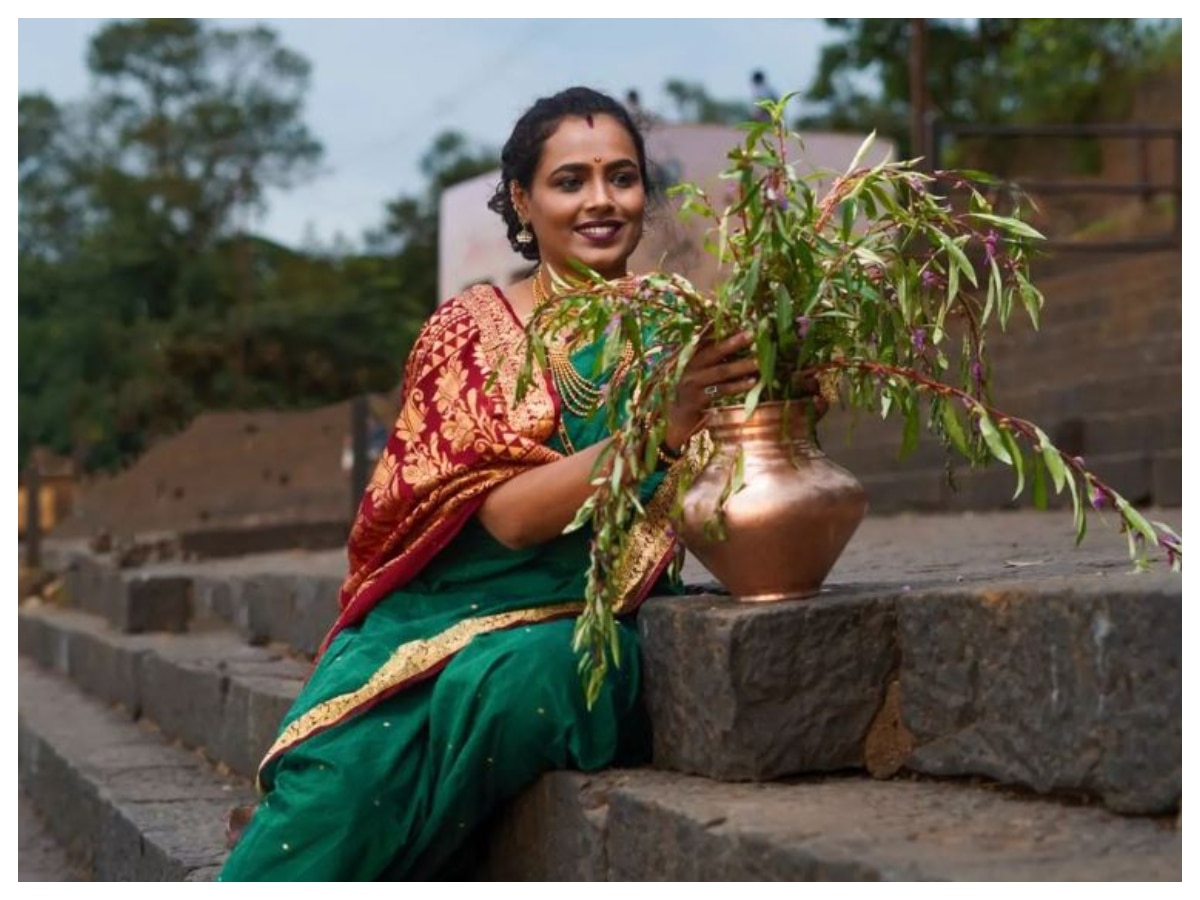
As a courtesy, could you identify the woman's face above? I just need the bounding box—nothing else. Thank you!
[515,113,646,281]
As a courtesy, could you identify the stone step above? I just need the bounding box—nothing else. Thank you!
[484,769,1180,880]
[18,657,256,881]
[640,569,1181,815]
[19,602,307,780]
[51,543,343,657]
[24,539,1182,818]
[19,656,1180,882]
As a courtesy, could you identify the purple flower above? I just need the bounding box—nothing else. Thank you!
[1090,485,1106,510]
[795,315,811,339]
[764,185,790,211]
[970,358,984,388]
[921,268,939,289]
[983,230,1000,264]
[911,328,927,353]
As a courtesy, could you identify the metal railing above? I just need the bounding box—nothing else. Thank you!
[930,122,1182,253]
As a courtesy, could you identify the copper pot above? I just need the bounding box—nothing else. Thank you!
[680,400,868,602]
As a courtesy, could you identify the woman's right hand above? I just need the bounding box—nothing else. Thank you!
[663,331,760,451]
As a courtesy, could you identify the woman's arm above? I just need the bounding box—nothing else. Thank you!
[477,331,759,550]
[476,439,612,550]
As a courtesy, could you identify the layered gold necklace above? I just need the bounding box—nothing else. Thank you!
[533,271,634,420]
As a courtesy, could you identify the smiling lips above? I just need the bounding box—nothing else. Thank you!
[575,220,624,243]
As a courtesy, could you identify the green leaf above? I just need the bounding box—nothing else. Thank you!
[845,130,877,174]
[936,233,978,287]
[1018,274,1043,331]
[1031,454,1048,509]
[1063,469,1084,543]
[900,395,921,459]
[1037,430,1067,494]
[940,400,970,457]
[968,212,1046,241]
[1115,497,1160,546]
[1001,430,1024,500]
[896,271,911,320]
[977,411,1012,465]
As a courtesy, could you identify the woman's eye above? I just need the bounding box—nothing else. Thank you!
[557,177,581,191]
[612,171,639,188]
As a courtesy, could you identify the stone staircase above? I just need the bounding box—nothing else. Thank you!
[18,511,1182,880]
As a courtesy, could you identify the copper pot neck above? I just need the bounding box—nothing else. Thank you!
[705,400,818,449]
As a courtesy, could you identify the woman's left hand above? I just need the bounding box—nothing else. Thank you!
[663,331,759,451]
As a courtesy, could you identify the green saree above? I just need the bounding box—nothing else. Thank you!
[218,286,680,881]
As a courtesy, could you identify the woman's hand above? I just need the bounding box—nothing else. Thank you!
[663,331,760,451]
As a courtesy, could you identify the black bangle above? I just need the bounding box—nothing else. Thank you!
[656,441,683,471]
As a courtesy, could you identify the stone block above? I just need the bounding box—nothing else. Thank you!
[481,772,610,880]
[639,590,898,780]
[220,673,305,778]
[895,577,1182,813]
[119,573,193,633]
[1152,450,1181,507]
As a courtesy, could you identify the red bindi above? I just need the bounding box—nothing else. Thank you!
[585,113,594,128]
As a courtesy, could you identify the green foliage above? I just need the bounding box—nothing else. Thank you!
[519,97,1182,706]
[18,19,450,473]
[802,19,1182,154]
[664,79,753,125]
[366,129,499,311]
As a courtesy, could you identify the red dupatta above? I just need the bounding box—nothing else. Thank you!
[317,284,561,655]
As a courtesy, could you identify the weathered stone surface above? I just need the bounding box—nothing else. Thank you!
[896,576,1182,814]
[58,550,124,626]
[177,519,349,559]
[221,673,305,777]
[189,571,338,658]
[600,771,1180,880]
[120,574,193,633]
[19,606,150,713]
[483,769,1180,880]
[1152,450,1182,507]
[241,573,338,657]
[18,604,306,779]
[19,658,254,881]
[482,772,611,880]
[137,633,306,778]
[639,590,898,780]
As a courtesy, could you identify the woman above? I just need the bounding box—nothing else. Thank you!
[218,86,757,881]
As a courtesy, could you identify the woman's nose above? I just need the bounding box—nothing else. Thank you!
[582,177,614,210]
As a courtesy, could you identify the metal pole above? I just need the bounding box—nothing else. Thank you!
[909,18,928,165]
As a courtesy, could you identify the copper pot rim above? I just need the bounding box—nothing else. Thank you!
[702,399,821,439]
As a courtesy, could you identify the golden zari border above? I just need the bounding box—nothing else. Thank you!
[259,601,583,788]
[612,458,684,613]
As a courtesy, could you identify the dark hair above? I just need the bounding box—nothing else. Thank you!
[487,86,654,262]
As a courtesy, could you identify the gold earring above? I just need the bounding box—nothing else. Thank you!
[516,218,533,245]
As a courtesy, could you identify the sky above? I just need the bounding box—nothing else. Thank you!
[17,16,837,251]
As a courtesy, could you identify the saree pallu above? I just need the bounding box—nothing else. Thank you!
[218,285,681,881]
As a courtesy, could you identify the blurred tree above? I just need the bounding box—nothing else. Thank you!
[367,129,499,312]
[801,19,1182,155]
[663,79,752,125]
[19,18,326,470]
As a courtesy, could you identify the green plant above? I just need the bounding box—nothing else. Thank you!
[517,95,1182,705]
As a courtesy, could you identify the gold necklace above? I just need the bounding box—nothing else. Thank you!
[533,271,635,420]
